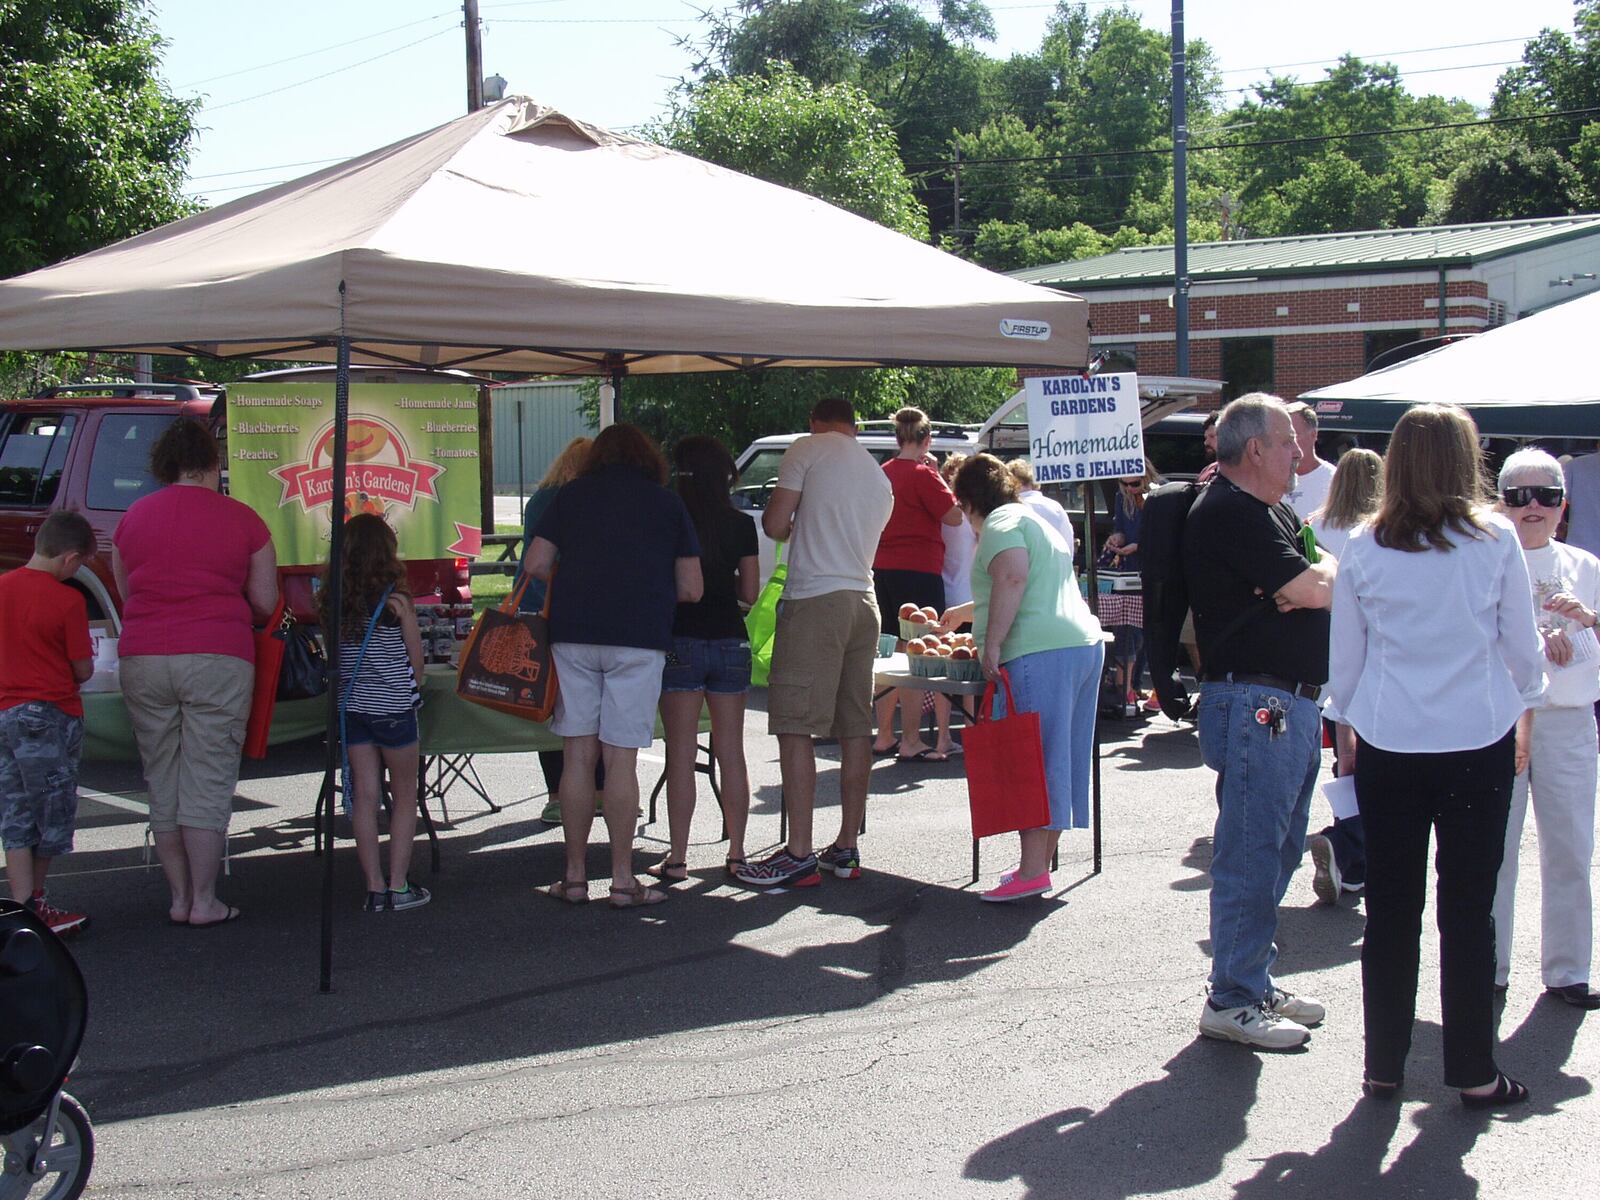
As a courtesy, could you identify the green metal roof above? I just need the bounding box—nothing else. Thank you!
[1009,215,1600,288]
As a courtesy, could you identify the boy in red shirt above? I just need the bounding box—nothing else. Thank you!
[0,511,96,935]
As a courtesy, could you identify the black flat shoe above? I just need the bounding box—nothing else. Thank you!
[1460,1073,1530,1110]
[1546,983,1600,1009]
[1362,1077,1401,1101]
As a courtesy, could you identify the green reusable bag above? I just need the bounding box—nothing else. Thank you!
[745,544,787,688]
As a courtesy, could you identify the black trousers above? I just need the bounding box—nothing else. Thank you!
[1355,728,1514,1089]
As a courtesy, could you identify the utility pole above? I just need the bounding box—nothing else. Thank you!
[951,148,962,242]
[1171,0,1190,377]
[464,0,484,112]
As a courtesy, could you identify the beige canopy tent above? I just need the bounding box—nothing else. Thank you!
[0,96,1089,991]
[0,97,1088,375]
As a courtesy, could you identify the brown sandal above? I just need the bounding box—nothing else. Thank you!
[609,882,668,909]
[546,880,589,905]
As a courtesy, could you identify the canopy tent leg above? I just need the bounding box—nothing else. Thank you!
[319,318,352,995]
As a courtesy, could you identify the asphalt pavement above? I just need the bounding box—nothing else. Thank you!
[33,700,1599,1198]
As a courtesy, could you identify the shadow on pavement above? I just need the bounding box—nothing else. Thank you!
[63,812,1055,1127]
[963,1039,1261,1198]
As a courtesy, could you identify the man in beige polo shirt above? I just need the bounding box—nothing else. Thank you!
[736,397,893,888]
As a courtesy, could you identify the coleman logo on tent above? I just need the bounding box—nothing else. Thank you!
[272,416,444,519]
[1000,319,1051,341]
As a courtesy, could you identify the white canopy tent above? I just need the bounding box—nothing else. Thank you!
[1302,290,1600,437]
[0,96,1090,991]
[0,97,1088,377]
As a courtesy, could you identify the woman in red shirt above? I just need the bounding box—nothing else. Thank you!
[113,418,278,927]
[872,407,964,762]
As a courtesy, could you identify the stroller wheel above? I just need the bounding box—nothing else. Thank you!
[1,1091,93,1200]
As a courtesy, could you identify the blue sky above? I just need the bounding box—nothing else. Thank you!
[148,0,1585,206]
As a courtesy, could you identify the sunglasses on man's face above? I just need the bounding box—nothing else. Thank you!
[1501,485,1565,508]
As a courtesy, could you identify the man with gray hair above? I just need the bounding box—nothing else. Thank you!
[1491,448,1600,1008]
[1182,393,1338,1048]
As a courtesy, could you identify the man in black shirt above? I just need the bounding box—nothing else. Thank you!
[1182,393,1338,1050]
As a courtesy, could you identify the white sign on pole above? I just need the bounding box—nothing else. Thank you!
[1023,371,1145,484]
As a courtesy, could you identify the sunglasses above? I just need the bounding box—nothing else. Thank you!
[1501,485,1565,508]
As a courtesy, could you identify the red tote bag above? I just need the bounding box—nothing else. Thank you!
[962,667,1051,839]
[244,596,288,760]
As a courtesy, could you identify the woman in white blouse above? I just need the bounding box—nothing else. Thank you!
[1329,405,1546,1109]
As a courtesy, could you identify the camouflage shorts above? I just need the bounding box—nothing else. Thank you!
[0,702,84,857]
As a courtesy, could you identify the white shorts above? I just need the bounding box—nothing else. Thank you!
[549,643,667,749]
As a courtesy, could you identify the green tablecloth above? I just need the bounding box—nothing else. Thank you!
[82,666,565,763]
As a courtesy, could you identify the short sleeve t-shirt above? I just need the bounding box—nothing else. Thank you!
[874,457,956,575]
[114,485,271,663]
[1182,476,1330,684]
[534,465,701,651]
[775,433,893,600]
[972,504,1102,664]
[0,568,92,718]
[674,506,759,641]
[1284,460,1335,523]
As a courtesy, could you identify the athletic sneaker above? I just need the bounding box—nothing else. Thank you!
[388,883,432,912]
[1265,985,1325,1026]
[29,892,88,937]
[818,843,862,879]
[1198,999,1311,1049]
[1308,834,1341,905]
[363,890,392,913]
[734,849,821,888]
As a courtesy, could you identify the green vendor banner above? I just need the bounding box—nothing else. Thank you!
[227,382,482,567]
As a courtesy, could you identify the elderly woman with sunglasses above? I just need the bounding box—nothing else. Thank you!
[1491,449,1600,1009]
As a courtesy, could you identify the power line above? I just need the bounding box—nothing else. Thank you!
[1216,36,1538,76]
[189,157,351,182]
[203,27,458,112]
[173,11,457,89]
[907,106,1600,170]
[1223,58,1522,95]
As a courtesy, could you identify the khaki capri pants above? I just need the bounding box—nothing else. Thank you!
[121,654,254,834]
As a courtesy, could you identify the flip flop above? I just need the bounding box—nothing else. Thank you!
[645,861,690,885]
[897,748,949,763]
[872,742,902,757]
[188,906,242,928]
[934,744,963,758]
[545,880,590,905]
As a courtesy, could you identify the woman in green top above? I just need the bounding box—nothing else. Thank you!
[939,455,1105,902]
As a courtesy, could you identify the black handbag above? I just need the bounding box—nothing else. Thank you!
[275,610,328,701]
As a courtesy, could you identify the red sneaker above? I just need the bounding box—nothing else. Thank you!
[30,892,89,937]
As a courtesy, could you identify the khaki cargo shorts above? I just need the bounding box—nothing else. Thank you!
[767,589,880,739]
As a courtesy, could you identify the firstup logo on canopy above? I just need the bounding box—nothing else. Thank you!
[999,318,1051,341]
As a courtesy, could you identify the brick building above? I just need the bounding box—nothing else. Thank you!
[1010,215,1600,405]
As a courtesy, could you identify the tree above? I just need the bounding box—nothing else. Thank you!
[0,0,198,274]
[626,66,1014,450]
[1440,143,1585,223]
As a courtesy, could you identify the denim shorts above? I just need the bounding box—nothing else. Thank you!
[0,702,84,857]
[662,637,752,695]
[344,709,419,749]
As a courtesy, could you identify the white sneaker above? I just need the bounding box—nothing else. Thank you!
[1265,985,1325,1026]
[1199,1000,1310,1049]
[1308,834,1341,905]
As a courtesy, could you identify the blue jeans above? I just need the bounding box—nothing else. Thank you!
[1198,682,1321,1008]
[992,643,1105,830]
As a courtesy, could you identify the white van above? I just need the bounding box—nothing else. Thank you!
[732,421,982,583]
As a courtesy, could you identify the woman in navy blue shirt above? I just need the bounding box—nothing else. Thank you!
[524,424,702,908]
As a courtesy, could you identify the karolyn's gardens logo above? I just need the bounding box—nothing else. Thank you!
[272,417,443,520]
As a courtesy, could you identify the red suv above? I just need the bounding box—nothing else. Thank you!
[0,384,471,625]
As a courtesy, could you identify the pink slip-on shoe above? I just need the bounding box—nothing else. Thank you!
[981,871,1051,902]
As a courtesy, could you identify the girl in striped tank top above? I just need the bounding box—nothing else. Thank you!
[319,514,430,913]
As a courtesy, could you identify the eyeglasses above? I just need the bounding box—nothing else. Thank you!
[1501,485,1565,508]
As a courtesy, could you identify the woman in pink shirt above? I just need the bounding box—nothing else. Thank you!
[113,418,278,928]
